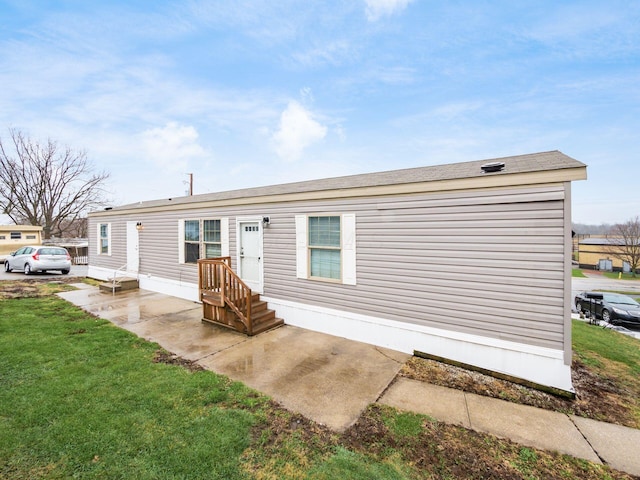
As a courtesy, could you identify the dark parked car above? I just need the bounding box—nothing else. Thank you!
[4,246,72,275]
[575,291,640,327]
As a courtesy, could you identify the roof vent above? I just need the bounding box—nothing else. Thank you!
[481,161,505,173]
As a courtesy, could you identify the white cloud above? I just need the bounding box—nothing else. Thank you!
[140,122,206,172]
[290,39,355,68]
[272,101,327,162]
[364,0,413,21]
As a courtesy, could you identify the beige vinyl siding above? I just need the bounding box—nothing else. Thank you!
[262,185,567,350]
[89,183,568,350]
[89,219,124,270]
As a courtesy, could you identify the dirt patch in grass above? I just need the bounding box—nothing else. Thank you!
[341,404,636,480]
[244,400,636,479]
[242,399,338,479]
[152,350,205,373]
[401,356,638,428]
[0,278,81,298]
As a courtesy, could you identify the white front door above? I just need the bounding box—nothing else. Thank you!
[126,221,140,274]
[238,220,263,292]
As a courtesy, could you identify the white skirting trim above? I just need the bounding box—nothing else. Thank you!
[262,296,574,393]
[86,266,572,392]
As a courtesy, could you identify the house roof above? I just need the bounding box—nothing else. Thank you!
[94,150,586,215]
[0,225,43,232]
[579,238,625,246]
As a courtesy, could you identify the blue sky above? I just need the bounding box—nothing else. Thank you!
[1,0,638,224]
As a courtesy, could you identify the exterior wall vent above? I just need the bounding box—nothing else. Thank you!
[481,162,505,173]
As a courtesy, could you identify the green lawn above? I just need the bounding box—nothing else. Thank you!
[572,268,587,277]
[601,271,639,280]
[1,285,633,479]
[0,296,258,479]
[573,319,640,377]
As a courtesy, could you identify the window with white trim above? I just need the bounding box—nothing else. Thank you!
[295,213,356,285]
[179,218,228,264]
[98,223,111,255]
[10,232,21,240]
[309,216,341,279]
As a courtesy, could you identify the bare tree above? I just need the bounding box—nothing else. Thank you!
[0,128,110,239]
[605,216,640,277]
[56,217,88,238]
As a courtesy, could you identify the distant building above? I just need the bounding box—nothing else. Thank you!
[0,225,43,258]
[578,237,633,272]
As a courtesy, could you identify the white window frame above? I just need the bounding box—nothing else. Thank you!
[295,213,356,285]
[178,218,229,264]
[97,223,111,256]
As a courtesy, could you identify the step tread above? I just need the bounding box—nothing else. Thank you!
[250,317,284,336]
[252,308,276,323]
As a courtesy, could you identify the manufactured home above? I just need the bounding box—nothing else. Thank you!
[87,151,586,393]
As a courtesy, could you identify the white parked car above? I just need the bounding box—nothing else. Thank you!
[4,246,72,275]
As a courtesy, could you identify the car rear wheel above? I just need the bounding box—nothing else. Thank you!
[24,263,32,275]
[575,302,583,313]
[602,309,611,323]
[4,262,10,273]
[61,269,70,275]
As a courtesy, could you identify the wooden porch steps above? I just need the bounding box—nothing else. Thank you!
[201,292,284,336]
[98,277,139,293]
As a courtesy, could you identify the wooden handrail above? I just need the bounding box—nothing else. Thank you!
[197,257,253,335]
[198,257,231,293]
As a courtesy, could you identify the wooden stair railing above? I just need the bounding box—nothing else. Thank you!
[198,257,253,335]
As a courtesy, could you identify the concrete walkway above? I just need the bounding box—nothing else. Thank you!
[57,285,408,431]
[58,285,640,477]
[380,379,640,475]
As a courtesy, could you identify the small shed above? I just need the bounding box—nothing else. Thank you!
[87,151,586,393]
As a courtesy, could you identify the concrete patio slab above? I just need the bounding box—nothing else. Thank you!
[125,310,249,362]
[104,295,201,325]
[466,394,600,463]
[571,415,640,476]
[198,325,409,431]
[58,287,158,309]
[62,290,199,325]
[380,378,471,428]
